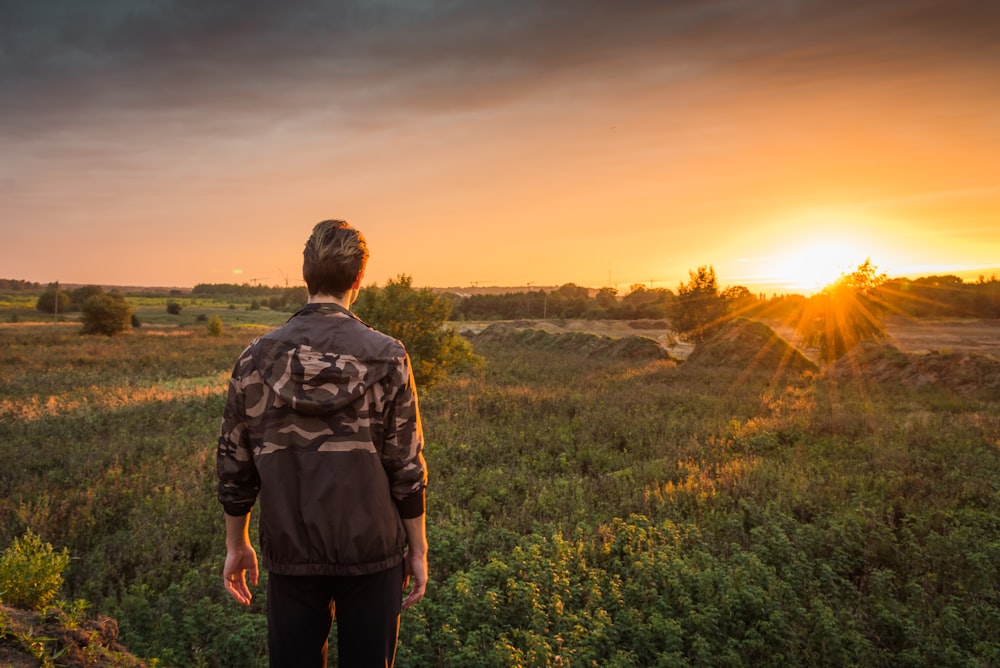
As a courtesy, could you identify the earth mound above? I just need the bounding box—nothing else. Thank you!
[469,323,674,361]
[685,318,818,376]
[0,604,148,667]
[825,342,1000,398]
[627,319,669,330]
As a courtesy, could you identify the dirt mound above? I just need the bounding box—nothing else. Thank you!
[685,318,818,376]
[626,319,669,330]
[469,323,673,361]
[825,342,1000,398]
[0,604,148,667]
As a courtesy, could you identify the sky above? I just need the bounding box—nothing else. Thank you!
[1,0,998,295]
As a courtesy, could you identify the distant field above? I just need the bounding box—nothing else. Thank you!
[5,287,999,362]
[0,293,291,328]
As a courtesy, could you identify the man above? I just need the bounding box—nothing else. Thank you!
[217,220,428,667]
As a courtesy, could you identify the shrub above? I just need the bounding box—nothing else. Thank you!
[354,274,481,388]
[69,285,105,309]
[206,315,224,336]
[798,259,889,362]
[35,287,70,314]
[166,301,183,315]
[80,292,133,336]
[0,530,70,611]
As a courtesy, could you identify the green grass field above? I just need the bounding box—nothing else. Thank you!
[0,319,998,666]
[1,292,292,328]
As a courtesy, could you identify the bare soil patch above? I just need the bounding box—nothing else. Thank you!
[459,318,1000,361]
[766,317,1000,361]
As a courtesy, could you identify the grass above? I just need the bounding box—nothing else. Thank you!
[0,320,998,666]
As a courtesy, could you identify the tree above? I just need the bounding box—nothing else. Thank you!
[36,284,70,314]
[595,287,618,310]
[354,275,480,388]
[798,258,888,362]
[69,285,105,310]
[671,266,728,343]
[80,292,133,336]
[547,283,591,318]
[283,286,309,311]
[620,285,673,319]
[722,285,757,317]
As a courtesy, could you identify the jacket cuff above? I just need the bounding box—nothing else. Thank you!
[222,501,255,517]
[395,489,425,519]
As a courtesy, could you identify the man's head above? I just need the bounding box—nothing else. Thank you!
[302,220,369,298]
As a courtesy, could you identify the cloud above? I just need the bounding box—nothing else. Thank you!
[3,0,998,140]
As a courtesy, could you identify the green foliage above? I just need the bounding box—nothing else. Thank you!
[206,315,224,336]
[70,285,105,309]
[354,274,481,388]
[0,530,69,611]
[113,571,268,668]
[1,320,998,665]
[80,292,134,336]
[451,284,675,321]
[282,286,309,312]
[0,278,42,291]
[671,265,729,343]
[617,285,674,319]
[166,301,183,315]
[35,286,70,315]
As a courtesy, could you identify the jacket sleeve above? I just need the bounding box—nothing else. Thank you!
[380,352,427,519]
[217,348,261,517]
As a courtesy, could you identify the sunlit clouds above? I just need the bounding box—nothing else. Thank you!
[1,1,997,292]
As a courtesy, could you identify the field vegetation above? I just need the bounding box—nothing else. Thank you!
[0,273,998,665]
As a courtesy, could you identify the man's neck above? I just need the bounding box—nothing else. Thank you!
[308,292,351,310]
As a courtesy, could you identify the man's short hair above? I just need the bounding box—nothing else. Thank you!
[302,220,369,296]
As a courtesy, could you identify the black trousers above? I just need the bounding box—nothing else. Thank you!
[267,563,404,668]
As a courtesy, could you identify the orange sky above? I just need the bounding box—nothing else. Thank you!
[1,1,998,295]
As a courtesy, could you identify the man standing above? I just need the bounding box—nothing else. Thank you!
[217,220,428,667]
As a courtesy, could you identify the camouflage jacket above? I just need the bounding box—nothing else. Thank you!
[217,302,426,576]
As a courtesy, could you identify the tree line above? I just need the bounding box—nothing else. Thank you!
[446,273,1000,322]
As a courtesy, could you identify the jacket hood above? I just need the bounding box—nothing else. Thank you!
[249,307,396,416]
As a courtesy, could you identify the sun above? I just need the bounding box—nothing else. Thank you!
[771,237,868,294]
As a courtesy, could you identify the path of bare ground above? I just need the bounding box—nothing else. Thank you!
[768,317,1000,362]
[457,318,1000,361]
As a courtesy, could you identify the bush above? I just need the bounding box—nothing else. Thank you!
[206,315,224,336]
[354,274,481,388]
[166,301,183,315]
[0,531,70,611]
[35,287,70,315]
[80,292,133,336]
[798,259,889,362]
[69,285,105,309]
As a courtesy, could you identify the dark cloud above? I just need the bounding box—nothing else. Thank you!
[1,0,997,138]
